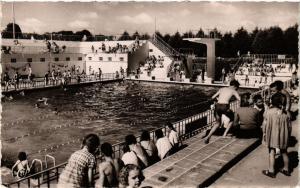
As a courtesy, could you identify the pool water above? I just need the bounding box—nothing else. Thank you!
[2,81,221,168]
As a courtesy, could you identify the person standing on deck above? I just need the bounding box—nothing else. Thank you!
[203,80,241,144]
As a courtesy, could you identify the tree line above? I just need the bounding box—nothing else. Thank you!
[2,23,298,57]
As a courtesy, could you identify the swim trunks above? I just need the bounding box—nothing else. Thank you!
[214,103,234,121]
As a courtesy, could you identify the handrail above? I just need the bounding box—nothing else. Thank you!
[1,73,118,93]
[151,34,180,58]
[45,155,56,169]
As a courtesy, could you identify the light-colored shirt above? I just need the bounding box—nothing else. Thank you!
[156,137,172,159]
[168,130,179,146]
[121,151,139,166]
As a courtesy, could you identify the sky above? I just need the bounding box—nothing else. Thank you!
[1,1,299,36]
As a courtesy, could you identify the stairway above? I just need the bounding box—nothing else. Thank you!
[146,34,182,80]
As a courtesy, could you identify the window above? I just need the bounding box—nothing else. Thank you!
[66,57,70,61]
[78,57,82,61]
[40,58,45,62]
[99,57,103,61]
[27,58,32,62]
[54,57,59,61]
[108,57,112,61]
[88,57,92,60]
[11,58,17,63]
[119,57,124,61]
[149,49,153,52]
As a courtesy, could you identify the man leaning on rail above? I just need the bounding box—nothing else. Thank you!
[202,80,241,144]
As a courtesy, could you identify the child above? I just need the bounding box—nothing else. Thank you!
[58,134,100,188]
[97,142,123,188]
[119,164,144,188]
[12,152,30,179]
[262,93,290,178]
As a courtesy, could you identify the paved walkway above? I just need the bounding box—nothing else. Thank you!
[212,103,299,187]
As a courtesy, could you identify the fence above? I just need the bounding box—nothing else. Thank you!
[3,79,292,187]
[1,73,118,92]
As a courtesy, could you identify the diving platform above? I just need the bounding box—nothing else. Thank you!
[183,38,220,84]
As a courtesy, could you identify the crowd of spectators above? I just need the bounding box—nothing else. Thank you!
[55,122,179,187]
[143,55,165,75]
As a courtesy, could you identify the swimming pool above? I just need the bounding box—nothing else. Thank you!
[1,81,251,168]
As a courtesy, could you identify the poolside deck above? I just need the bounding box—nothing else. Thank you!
[141,134,260,188]
[141,103,299,188]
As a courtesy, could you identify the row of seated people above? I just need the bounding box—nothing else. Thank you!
[1,40,67,54]
[91,43,129,54]
[12,123,179,188]
[91,39,141,54]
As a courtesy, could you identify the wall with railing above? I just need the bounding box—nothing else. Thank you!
[1,39,142,55]
[1,73,118,92]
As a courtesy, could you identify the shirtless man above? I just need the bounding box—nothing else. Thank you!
[98,142,123,188]
[203,80,241,144]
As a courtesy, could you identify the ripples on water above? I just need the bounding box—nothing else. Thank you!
[2,81,218,166]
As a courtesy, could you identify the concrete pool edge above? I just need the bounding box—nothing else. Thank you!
[126,78,259,90]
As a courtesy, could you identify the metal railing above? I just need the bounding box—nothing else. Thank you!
[151,34,181,58]
[1,73,119,92]
[2,45,85,54]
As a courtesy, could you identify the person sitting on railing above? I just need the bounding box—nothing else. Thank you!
[167,122,180,153]
[125,134,149,169]
[11,151,31,179]
[140,130,159,165]
[58,134,100,188]
[121,144,139,167]
[155,129,172,160]
[118,164,144,188]
[52,42,60,54]
[97,142,124,188]
[203,80,241,144]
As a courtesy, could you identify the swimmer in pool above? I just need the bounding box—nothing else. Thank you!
[35,97,48,108]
